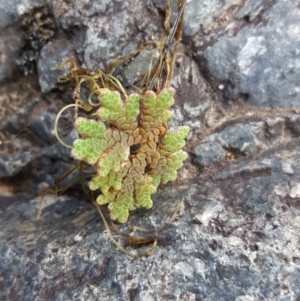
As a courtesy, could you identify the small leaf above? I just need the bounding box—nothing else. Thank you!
[98,153,114,176]
[144,91,157,109]
[136,194,153,209]
[71,138,101,164]
[108,201,130,223]
[177,126,190,140]
[151,175,161,188]
[98,108,112,120]
[75,117,105,138]
[163,126,189,152]
[100,89,123,111]
[89,175,103,191]
[125,94,140,117]
[161,170,177,184]
[96,194,110,205]
[156,88,175,109]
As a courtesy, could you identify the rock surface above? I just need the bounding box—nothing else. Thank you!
[1,0,300,300]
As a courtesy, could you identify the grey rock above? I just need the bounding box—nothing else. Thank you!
[0,0,43,28]
[235,0,265,22]
[153,0,236,37]
[1,144,300,300]
[204,122,264,156]
[264,116,285,141]
[0,147,34,178]
[2,0,300,300]
[286,114,300,138]
[192,142,226,167]
[193,121,265,169]
[183,0,236,36]
[37,1,165,90]
[0,67,42,132]
[116,49,160,88]
[216,157,272,180]
[82,10,130,69]
[0,28,22,82]
[192,111,300,168]
[42,141,72,161]
[16,6,58,76]
[29,110,57,145]
[216,143,300,181]
[53,0,164,71]
[38,37,76,93]
[170,55,211,135]
[200,0,300,108]
[53,0,111,30]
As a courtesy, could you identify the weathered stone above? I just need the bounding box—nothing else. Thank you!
[1,144,300,300]
[29,110,58,145]
[38,38,76,93]
[183,0,236,37]
[235,0,265,22]
[0,149,34,178]
[153,0,236,36]
[192,142,226,167]
[1,0,300,300]
[170,54,211,135]
[51,0,164,71]
[0,0,44,28]
[117,49,160,88]
[204,122,264,156]
[198,0,300,108]
[0,28,22,83]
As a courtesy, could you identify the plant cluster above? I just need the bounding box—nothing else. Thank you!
[38,0,190,258]
[70,86,189,223]
[52,0,189,227]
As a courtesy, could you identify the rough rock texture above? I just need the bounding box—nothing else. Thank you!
[1,0,300,300]
[0,28,23,83]
[196,0,300,108]
[0,0,44,28]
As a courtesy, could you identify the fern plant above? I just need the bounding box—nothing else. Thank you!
[71,87,189,223]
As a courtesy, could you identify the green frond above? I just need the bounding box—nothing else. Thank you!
[75,117,106,138]
[70,88,189,223]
